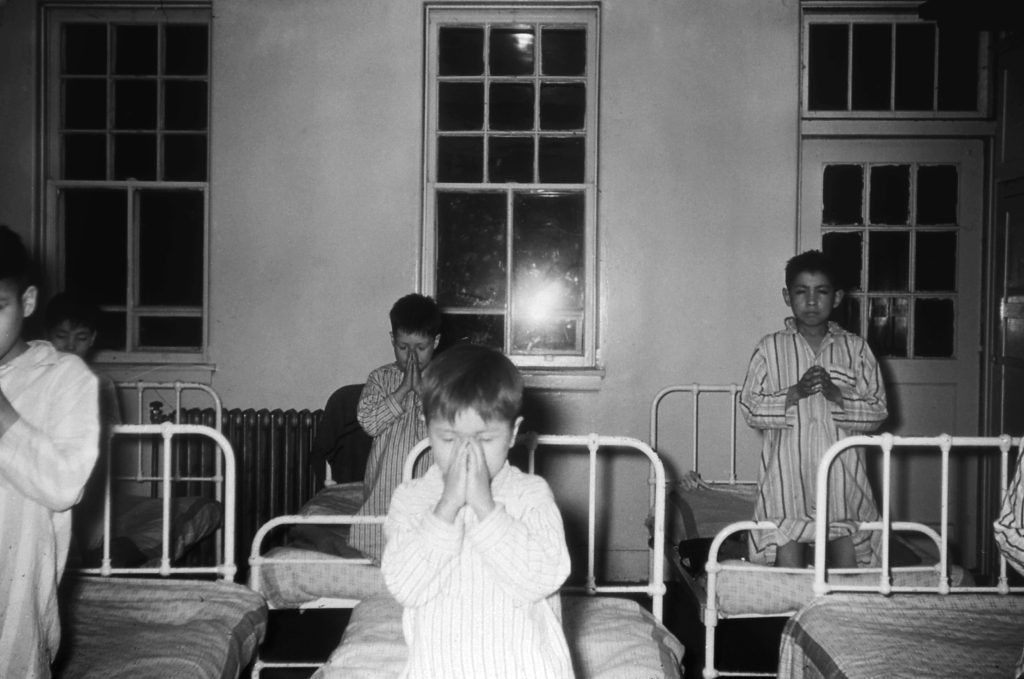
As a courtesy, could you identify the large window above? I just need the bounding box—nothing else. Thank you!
[422,5,599,370]
[43,6,210,359]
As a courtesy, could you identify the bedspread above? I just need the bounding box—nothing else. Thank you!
[55,576,267,679]
[777,592,1024,679]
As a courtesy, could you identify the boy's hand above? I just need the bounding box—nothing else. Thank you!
[434,441,469,523]
[465,440,495,519]
[787,366,835,407]
[395,352,420,401]
[408,352,422,397]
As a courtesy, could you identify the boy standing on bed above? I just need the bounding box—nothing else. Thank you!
[0,226,100,678]
[350,293,441,562]
[740,250,888,569]
[381,343,573,679]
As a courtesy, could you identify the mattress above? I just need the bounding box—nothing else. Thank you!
[252,545,386,608]
[287,482,365,556]
[667,482,758,543]
[55,576,268,679]
[310,592,684,679]
[777,592,1024,679]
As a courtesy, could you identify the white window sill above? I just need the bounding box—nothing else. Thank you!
[522,367,605,392]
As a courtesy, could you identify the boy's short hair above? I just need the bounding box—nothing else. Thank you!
[0,225,35,293]
[421,343,523,425]
[390,293,442,337]
[45,292,101,333]
[785,250,839,290]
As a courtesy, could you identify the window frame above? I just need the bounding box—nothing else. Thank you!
[420,3,601,372]
[40,3,212,365]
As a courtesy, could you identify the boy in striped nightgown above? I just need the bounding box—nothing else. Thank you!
[382,344,573,679]
[0,226,100,678]
[740,250,888,569]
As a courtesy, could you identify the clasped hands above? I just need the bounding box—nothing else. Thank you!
[434,438,495,523]
[787,365,842,407]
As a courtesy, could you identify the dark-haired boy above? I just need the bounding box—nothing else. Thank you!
[0,226,99,677]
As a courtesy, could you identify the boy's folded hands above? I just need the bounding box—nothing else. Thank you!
[435,440,495,523]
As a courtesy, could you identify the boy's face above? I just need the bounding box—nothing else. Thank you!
[783,270,843,333]
[429,408,523,479]
[391,330,439,370]
[0,281,37,366]
[48,320,97,359]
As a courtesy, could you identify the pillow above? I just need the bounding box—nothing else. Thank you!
[287,482,367,557]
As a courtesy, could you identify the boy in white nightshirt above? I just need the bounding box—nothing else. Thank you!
[381,343,573,679]
[0,226,100,678]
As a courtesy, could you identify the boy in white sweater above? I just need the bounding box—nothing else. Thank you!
[381,343,573,679]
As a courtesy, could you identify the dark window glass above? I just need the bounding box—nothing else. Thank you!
[917,165,958,224]
[852,24,892,110]
[96,311,127,351]
[490,27,534,76]
[894,24,935,110]
[113,133,156,180]
[915,231,957,292]
[489,83,534,131]
[831,294,861,336]
[823,231,863,292]
[437,136,483,183]
[914,298,955,357]
[512,317,578,353]
[164,81,208,130]
[439,82,484,131]
[139,316,203,348]
[63,188,127,304]
[138,189,204,306]
[163,134,207,181]
[538,137,585,183]
[165,24,209,76]
[822,165,864,225]
[868,296,909,357]
[489,137,534,183]
[937,28,978,111]
[114,24,157,75]
[64,133,107,180]
[542,28,586,76]
[540,83,586,130]
[64,79,107,129]
[439,27,484,76]
[808,23,849,111]
[438,313,504,351]
[64,24,107,75]
[114,80,157,129]
[868,231,910,291]
[869,165,911,225]
[435,192,507,307]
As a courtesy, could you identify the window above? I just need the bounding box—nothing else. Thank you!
[43,6,210,359]
[422,4,599,370]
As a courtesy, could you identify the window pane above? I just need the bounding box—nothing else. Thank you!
[489,137,533,183]
[163,134,207,181]
[831,294,861,336]
[852,24,892,110]
[914,298,954,357]
[435,192,507,307]
[808,23,849,111]
[96,310,126,351]
[823,231,863,292]
[512,317,579,353]
[164,81,208,131]
[542,28,586,76]
[538,137,584,183]
[916,165,958,224]
[114,80,157,129]
[114,24,157,75]
[822,165,864,225]
[64,133,107,180]
[915,231,957,292]
[540,83,586,130]
[63,188,127,304]
[439,82,483,131]
[165,24,209,76]
[869,165,910,225]
[489,83,534,131]
[439,27,484,76]
[894,24,935,110]
[490,27,534,76]
[869,296,909,357]
[138,189,204,306]
[868,231,910,291]
[64,24,107,75]
[438,313,503,351]
[64,79,107,129]
[113,133,156,180]
[437,136,483,183]
[937,28,978,111]
[139,316,202,349]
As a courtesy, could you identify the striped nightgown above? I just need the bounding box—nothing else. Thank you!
[349,363,432,563]
[739,319,888,567]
